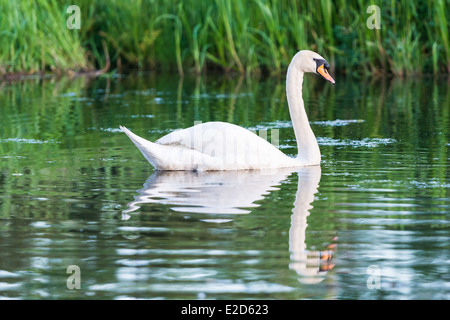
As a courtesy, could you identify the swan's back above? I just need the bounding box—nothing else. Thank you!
[155,121,294,170]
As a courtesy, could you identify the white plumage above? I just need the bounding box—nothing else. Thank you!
[120,122,297,171]
[120,50,335,171]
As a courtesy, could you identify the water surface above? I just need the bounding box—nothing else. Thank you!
[0,73,448,299]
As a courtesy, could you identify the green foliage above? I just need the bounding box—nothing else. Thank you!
[0,0,448,76]
[0,0,89,75]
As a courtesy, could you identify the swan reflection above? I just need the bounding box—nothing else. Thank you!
[122,168,296,216]
[123,166,335,282]
[288,166,336,283]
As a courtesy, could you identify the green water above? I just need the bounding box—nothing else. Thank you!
[0,73,448,300]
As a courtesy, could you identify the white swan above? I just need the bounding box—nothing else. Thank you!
[120,50,335,171]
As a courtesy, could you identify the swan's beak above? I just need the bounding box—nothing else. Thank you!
[317,64,335,85]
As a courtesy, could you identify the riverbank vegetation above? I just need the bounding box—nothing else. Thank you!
[0,0,448,77]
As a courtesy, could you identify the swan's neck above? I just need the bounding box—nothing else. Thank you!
[286,66,321,165]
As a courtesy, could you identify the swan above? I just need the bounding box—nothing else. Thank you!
[120,50,335,171]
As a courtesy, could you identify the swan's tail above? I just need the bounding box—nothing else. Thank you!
[120,126,163,169]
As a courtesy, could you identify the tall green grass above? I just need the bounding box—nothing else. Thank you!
[0,0,89,75]
[0,0,448,77]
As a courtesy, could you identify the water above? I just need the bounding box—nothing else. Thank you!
[0,73,448,300]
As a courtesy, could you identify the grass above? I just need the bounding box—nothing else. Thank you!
[0,0,89,75]
[0,0,448,77]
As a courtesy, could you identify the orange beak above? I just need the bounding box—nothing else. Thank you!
[317,64,335,85]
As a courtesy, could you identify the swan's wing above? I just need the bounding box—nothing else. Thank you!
[155,128,185,146]
[156,122,235,147]
[156,121,291,169]
[156,121,263,154]
[156,121,224,151]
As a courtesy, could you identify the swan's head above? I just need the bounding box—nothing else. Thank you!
[292,50,335,85]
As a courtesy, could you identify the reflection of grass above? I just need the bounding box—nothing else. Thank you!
[0,77,86,150]
[1,0,449,76]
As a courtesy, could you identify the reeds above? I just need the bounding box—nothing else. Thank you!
[0,0,89,75]
[0,0,448,77]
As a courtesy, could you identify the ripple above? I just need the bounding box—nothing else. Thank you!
[200,219,233,224]
[0,282,22,291]
[30,221,52,229]
[0,270,20,278]
[117,226,169,232]
[318,137,396,148]
[116,248,262,257]
[147,280,295,294]
[0,138,59,144]
[130,114,155,119]
[410,179,450,189]
[98,127,123,133]
[245,120,293,131]
[311,119,365,126]
[89,280,294,294]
